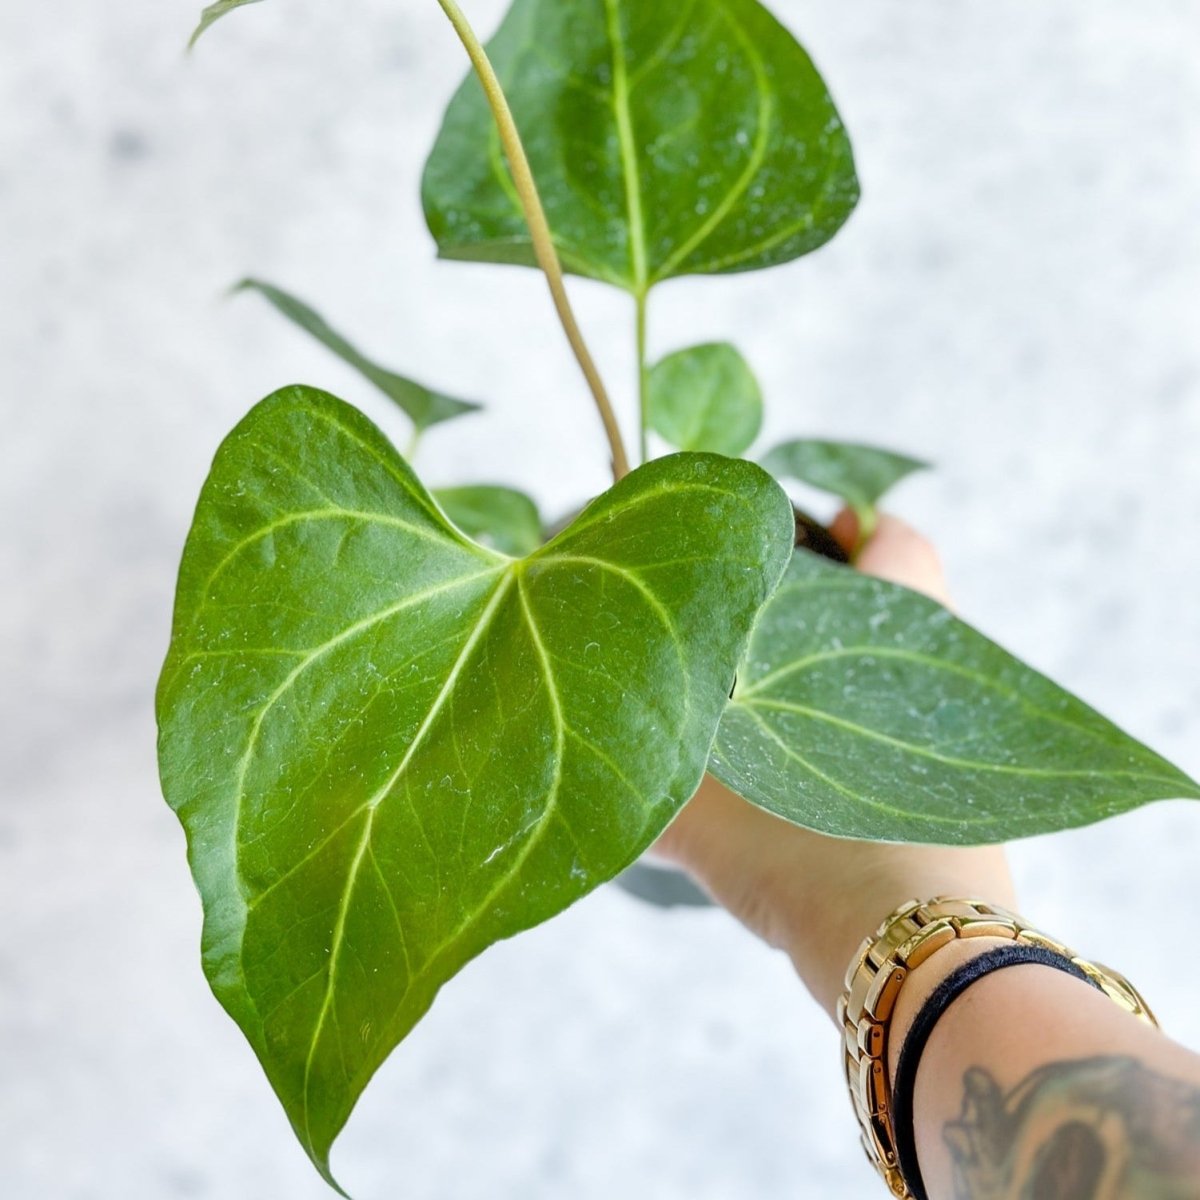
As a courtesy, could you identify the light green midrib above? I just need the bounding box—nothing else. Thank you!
[736,628,1152,756]
[223,567,505,899]
[245,549,693,914]
[732,704,949,826]
[243,545,700,1156]
[742,642,1051,704]
[296,567,580,1161]
[191,448,778,1161]
[298,570,517,1159]
[604,0,649,294]
[729,706,1012,831]
[742,697,1190,790]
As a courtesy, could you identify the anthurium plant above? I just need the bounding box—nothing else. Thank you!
[161,0,1200,1190]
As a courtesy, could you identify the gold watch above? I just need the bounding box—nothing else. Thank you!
[836,896,1158,1198]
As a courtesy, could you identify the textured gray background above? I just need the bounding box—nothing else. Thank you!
[2,0,1198,1196]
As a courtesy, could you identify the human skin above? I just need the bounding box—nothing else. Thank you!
[654,513,1200,1199]
[653,512,1018,1018]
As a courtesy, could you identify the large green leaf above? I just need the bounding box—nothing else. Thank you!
[647,342,763,457]
[157,385,793,1186]
[422,0,859,292]
[236,279,480,433]
[762,439,928,526]
[711,551,1199,844]
[433,484,543,556]
[189,0,264,47]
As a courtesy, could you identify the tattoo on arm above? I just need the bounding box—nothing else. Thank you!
[943,1056,1200,1199]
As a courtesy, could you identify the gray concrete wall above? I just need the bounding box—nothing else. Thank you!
[2,1,1197,1196]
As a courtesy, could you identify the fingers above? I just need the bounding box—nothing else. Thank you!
[832,508,952,606]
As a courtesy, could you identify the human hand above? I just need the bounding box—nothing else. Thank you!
[654,512,1016,1018]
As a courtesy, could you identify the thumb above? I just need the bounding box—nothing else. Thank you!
[832,509,952,606]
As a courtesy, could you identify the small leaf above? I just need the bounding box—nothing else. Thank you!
[710,551,1199,844]
[762,439,928,523]
[236,279,480,432]
[422,0,859,292]
[157,386,794,1185]
[433,485,543,557]
[190,0,265,47]
[647,342,763,457]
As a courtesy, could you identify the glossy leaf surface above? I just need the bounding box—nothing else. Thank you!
[157,386,793,1184]
[762,439,928,522]
[422,0,859,291]
[433,484,543,556]
[237,280,480,432]
[647,342,763,456]
[711,552,1199,844]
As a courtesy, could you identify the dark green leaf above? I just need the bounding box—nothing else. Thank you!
[761,440,928,523]
[422,0,859,292]
[433,484,543,556]
[157,385,793,1185]
[710,552,1199,844]
[647,342,763,457]
[236,279,480,432]
[189,0,265,47]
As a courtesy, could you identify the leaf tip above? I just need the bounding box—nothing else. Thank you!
[299,1114,352,1198]
[317,1162,353,1200]
[184,17,208,51]
[187,0,266,52]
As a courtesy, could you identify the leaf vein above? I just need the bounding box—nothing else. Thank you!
[652,7,774,281]
[744,698,1187,787]
[734,706,976,828]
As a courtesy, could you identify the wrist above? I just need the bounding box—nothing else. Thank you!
[659,778,1017,1020]
[837,898,1160,1200]
[884,935,1014,1084]
[774,851,1018,1020]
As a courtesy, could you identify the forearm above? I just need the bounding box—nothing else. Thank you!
[888,939,1200,1199]
[656,773,1016,1018]
[655,513,1200,1195]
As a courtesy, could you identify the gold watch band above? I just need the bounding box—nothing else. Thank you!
[836,896,1158,1199]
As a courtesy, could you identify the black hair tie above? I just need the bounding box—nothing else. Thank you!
[889,943,1101,1200]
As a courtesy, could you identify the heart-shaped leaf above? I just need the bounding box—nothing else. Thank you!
[762,440,928,528]
[189,0,264,47]
[422,0,859,292]
[433,484,543,557]
[236,280,481,433]
[647,342,763,457]
[157,385,793,1186]
[710,551,1199,843]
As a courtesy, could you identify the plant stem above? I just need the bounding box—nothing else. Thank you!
[433,0,631,481]
[850,503,878,561]
[404,426,422,463]
[635,289,649,463]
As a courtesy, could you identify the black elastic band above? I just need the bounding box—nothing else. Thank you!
[890,943,1101,1200]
